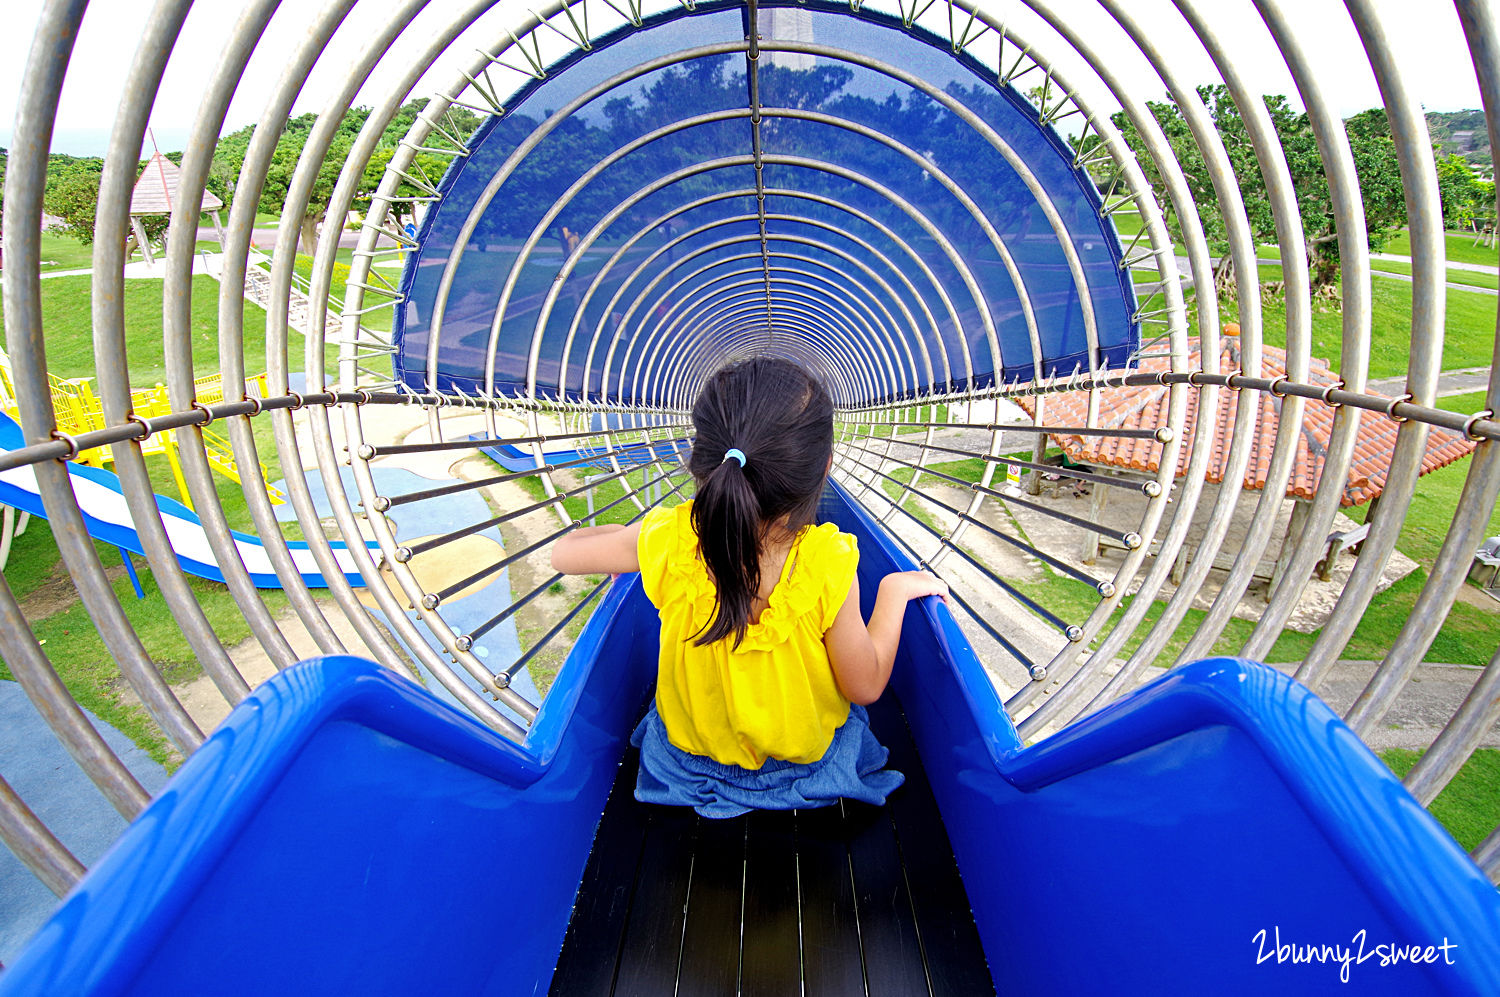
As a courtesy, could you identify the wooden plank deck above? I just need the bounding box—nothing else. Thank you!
[550,701,995,996]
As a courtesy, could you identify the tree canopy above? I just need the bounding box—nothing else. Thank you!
[1110,86,1409,293]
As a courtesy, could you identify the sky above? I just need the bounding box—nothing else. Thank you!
[0,0,1486,158]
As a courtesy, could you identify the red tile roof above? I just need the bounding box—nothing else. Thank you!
[1016,338,1476,506]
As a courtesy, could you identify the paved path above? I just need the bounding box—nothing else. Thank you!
[1364,266,1498,296]
[1368,366,1495,400]
[1141,251,1499,297]
[1372,251,1499,275]
[0,682,168,966]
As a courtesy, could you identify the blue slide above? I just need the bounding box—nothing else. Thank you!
[0,412,371,589]
[474,435,689,473]
[1,482,1496,995]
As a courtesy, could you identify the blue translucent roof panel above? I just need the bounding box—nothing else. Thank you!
[393,0,1138,407]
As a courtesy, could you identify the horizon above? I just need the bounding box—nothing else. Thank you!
[1,0,1489,161]
[5,102,1493,162]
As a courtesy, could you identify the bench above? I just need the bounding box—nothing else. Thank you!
[1315,521,1371,581]
[1471,536,1500,594]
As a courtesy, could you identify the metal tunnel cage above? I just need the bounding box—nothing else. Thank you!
[0,0,1497,921]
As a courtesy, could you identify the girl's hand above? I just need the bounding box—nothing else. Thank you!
[879,570,951,608]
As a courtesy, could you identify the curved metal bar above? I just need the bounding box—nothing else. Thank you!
[996,0,1220,727]
[1166,0,1313,666]
[619,252,893,397]
[420,38,1057,407]
[256,0,441,668]
[672,246,928,389]
[1398,0,1500,809]
[770,40,1108,382]
[4,0,203,754]
[654,302,869,405]
[301,1,547,718]
[156,0,351,672]
[1313,0,1450,732]
[552,209,934,403]
[220,115,405,677]
[668,320,863,408]
[556,184,955,399]
[592,208,916,404]
[424,41,748,396]
[654,289,881,404]
[486,100,1016,410]
[631,268,902,405]
[592,153,992,405]
[184,0,349,658]
[632,292,867,403]
[629,263,903,404]
[1241,0,1372,659]
[1025,0,1267,710]
[0,771,83,898]
[86,0,255,705]
[0,574,150,819]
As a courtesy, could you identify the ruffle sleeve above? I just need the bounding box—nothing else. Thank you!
[806,525,859,631]
[637,502,693,607]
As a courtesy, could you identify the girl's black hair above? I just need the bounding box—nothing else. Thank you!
[689,356,834,649]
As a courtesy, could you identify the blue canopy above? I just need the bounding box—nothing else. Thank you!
[393,0,1139,408]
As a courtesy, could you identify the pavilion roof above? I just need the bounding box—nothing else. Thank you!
[130,151,222,216]
[1016,338,1476,506]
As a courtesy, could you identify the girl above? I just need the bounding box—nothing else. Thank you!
[550,357,949,817]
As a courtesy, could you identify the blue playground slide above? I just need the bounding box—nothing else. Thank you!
[1,482,1496,995]
[474,435,689,473]
[0,413,370,589]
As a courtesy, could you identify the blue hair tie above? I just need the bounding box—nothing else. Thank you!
[723,448,747,467]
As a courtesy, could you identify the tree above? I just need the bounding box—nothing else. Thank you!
[212,100,481,255]
[42,162,104,243]
[1111,87,1408,297]
[1436,152,1490,230]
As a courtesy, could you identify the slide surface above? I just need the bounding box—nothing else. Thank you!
[2,483,1497,995]
[0,413,370,588]
[475,435,688,473]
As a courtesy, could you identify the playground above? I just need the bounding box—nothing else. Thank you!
[3,0,1500,994]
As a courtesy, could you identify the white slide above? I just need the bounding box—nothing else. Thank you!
[0,414,372,588]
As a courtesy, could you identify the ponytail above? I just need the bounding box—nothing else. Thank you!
[691,458,761,648]
[686,356,835,649]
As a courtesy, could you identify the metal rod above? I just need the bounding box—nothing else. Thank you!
[0,772,84,898]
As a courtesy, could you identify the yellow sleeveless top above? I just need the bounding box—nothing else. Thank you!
[637,501,860,769]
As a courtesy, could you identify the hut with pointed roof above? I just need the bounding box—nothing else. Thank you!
[129,151,224,267]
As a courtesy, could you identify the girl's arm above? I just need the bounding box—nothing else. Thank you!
[550,521,644,575]
[823,570,950,705]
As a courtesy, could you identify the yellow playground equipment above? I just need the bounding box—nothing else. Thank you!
[0,354,285,510]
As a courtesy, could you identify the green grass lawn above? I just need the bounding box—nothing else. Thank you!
[1216,279,1498,379]
[1381,229,1500,269]
[1369,256,1500,291]
[35,230,99,271]
[1382,748,1500,852]
[1435,390,1497,415]
[0,273,273,383]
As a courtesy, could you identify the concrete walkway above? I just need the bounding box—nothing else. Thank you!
[0,682,169,966]
[1372,251,1499,275]
[1368,366,1496,399]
